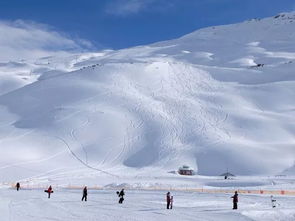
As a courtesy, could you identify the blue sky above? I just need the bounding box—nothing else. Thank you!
[0,0,294,50]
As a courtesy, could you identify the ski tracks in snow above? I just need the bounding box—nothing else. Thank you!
[53,135,118,178]
[165,60,232,159]
[70,117,90,164]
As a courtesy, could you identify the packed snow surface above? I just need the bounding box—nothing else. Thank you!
[0,189,295,221]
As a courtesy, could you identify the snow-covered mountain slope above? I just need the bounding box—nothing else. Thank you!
[0,52,104,96]
[0,12,295,183]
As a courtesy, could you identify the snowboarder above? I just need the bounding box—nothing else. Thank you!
[170,195,173,209]
[82,186,87,201]
[117,189,125,204]
[231,191,238,209]
[45,185,53,198]
[166,192,171,209]
[16,182,20,191]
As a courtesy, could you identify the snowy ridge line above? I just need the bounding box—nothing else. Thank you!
[6,184,295,196]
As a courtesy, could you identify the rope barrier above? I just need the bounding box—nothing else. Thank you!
[5,183,295,196]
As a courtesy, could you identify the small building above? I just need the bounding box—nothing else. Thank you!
[178,165,194,176]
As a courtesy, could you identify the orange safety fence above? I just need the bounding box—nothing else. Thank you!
[5,183,295,196]
[7,183,102,190]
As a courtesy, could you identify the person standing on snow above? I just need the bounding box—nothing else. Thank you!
[16,182,20,191]
[231,191,238,209]
[170,195,173,209]
[117,189,125,204]
[166,192,171,209]
[82,186,88,201]
[46,185,53,198]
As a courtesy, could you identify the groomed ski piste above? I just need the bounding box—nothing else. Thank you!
[0,12,295,220]
[1,187,295,221]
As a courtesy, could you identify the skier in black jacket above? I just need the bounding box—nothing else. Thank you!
[16,182,20,191]
[117,189,125,204]
[231,191,238,209]
[166,192,171,209]
[82,186,87,201]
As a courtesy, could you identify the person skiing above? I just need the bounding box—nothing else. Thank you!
[231,191,238,209]
[82,186,87,201]
[45,185,53,198]
[16,182,20,191]
[117,189,125,204]
[166,192,171,209]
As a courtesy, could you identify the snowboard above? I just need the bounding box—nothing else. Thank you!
[44,190,54,193]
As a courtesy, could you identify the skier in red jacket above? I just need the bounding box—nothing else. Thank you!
[46,185,53,198]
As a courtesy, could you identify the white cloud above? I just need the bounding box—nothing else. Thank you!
[0,20,94,62]
[105,0,156,16]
